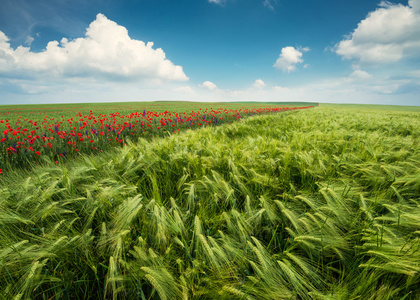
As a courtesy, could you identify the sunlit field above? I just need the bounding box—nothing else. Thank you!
[0,103,419,299]
[0,101,314,173]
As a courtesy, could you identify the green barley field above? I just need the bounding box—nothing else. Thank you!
[0,102,419,299]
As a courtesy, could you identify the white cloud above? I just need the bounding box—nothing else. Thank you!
[2,70,419,106]
[409,0,420,12]
[174,86,195,94]
[273,46,309,72]
[252,79,266,89]
[272,85,290,92]
[25,35,34,46]
[209,0,224,5]
[199,81,218,90]
[335,1,420,64]
[0,13,188,81]
[349,70,372,80]
[263,0,277,10]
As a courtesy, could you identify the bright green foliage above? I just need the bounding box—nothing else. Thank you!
[0,105,419,299]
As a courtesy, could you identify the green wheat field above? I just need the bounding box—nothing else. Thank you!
[1,102,419,299]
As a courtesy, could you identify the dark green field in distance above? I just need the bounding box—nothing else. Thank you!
[321,103,420,112]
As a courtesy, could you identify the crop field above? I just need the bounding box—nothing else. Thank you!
[0,102,419,299]
[0,101,314,173]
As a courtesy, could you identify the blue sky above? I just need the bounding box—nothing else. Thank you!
[0,0,419,105]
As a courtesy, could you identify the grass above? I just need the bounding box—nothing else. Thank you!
[320,103,420,112]
[0,103,419,299]
[0,101,314,173]
[0,101,316,118]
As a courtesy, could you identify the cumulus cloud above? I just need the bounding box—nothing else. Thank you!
[410,0,420,12]
[0,13,188,81]
[252,79,266,89]
[273,46,309,72]
[335,0,420,64]
[199,81,218,90]
[349,70,372,80]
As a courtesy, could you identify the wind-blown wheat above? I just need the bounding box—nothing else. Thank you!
[0,105,419,299]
